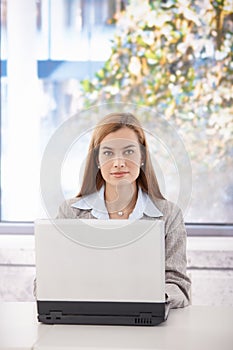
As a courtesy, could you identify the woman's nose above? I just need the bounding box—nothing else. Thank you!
[113,157,126,168]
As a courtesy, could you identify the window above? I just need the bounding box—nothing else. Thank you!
[1,0,232,227]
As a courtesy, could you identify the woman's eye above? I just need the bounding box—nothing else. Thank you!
[124,149,134,155]
[103,151,113,156]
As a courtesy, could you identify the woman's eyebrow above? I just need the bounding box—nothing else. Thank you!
[101,144,137,150]
[101,146,113,150]
[122,144,137,149]
[100,145,136,151]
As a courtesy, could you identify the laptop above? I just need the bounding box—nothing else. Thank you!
[35,219,170,326]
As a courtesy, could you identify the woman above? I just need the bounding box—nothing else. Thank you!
[57,112,191,308]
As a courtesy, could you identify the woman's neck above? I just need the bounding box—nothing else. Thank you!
[104,182,138,218]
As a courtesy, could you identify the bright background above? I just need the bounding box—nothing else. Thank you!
[0,0,232,305]
[1,0,232,223]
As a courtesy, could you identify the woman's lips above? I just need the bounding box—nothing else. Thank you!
[110,172,129,178]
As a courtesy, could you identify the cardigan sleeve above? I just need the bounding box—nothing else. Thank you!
[164,202,191,308]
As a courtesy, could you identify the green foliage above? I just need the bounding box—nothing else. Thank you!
[79,0,233,167]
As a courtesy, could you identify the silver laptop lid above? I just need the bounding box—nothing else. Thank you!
[35,219,165,303]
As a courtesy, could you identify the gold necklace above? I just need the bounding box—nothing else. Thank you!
[116,203,135,217]
[106,193,137,217]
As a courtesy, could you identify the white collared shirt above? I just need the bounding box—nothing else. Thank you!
[71,186,163,220]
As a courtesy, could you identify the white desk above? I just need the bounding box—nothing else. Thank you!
[0,302,52,350]
[0,303,233,350]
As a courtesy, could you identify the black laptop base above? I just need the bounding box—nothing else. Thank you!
[37,300,169,326]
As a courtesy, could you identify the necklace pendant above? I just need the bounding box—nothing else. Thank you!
[117,211,124,216]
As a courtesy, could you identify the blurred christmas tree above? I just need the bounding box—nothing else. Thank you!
[79,0,233,168]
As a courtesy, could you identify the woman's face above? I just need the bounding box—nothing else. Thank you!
[98,127,142,187]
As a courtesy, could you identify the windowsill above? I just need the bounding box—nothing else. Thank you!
[0,223,233,251]
[0,222,232,237]
[1,235,233,251]
[0,222,34,235]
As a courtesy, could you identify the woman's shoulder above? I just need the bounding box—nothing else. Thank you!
[57,197,90,219]
[152,197,181,216]
[146,197,185,235]
[61,196,82,209]
[151,197,184,230]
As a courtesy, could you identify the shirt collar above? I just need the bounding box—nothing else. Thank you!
[71,186,163,219]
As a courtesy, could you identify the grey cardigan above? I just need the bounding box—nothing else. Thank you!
[57,196,191,309]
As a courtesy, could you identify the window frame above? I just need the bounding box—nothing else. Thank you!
[0,222,232,237]
[0,0,232,234]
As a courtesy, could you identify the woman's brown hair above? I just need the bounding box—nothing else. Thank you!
[77,112,165,201]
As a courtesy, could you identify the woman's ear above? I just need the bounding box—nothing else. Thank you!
[94,146,100,168]
[140,145,145,167]
[96,157,101,169]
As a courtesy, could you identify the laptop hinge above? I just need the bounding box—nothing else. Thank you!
[46,311,63,321]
